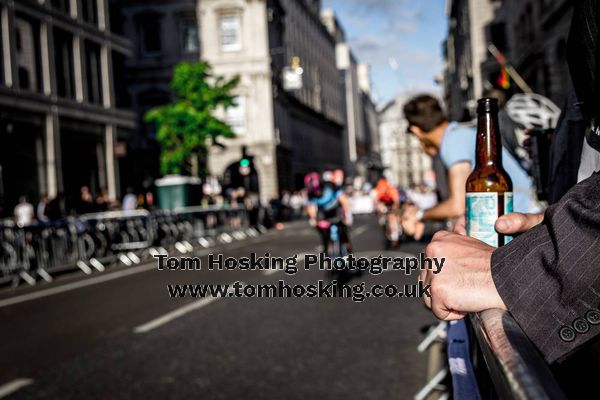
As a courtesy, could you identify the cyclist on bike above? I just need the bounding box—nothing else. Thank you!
[374,177,401,248]
[332,169,345,191]
[304,172,353,255]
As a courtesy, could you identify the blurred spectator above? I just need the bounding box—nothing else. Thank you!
[289,191,305,219]
[280,191,292,221]
[406,183,438,210]
[245,192,261,226]
[122,187,137,211]
[95,188,110,212]
[400,95,539,239]
[45,193,66,221]
[76,186,95,214]
[14,196,34,227]
[37,194,49,222]
[145,191,155,210]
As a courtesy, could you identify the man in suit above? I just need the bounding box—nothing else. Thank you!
[423,0,600,365]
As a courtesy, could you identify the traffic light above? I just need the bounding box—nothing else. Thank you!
[239,157,251,176]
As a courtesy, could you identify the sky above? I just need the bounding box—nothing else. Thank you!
[322,0,448,106]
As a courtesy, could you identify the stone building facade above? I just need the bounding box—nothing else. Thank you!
[0,0,134,213]
[199,0,347,201]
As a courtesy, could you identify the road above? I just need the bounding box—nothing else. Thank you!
[0,215,437,400]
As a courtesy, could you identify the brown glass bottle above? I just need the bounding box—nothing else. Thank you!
[466,98,513,247]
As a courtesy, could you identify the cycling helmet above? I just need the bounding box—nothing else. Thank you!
[505,93,561,129]
[304,172,321,196]
[322,170,333,183]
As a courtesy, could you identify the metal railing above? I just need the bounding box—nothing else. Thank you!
[416,310,567,400]
[0,205,263,288]
[470,309,567,400]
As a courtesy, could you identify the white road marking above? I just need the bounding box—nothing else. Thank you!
[353,225,370,236]
[0,263,157,309]
[0,378,33,398]
[133,282,245,334]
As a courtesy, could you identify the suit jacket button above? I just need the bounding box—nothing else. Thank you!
[559,326,576,342]
[573,318,590,334]
[586,310,600,325]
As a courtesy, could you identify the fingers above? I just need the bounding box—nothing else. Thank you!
[401,214,421,237]
[414,222,425,241]
[495,212,544,235]
[453,215,467,236]
[420,269,432,309]
[430,287,466,320]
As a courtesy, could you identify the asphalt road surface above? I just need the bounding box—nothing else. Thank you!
[0,215,437,400]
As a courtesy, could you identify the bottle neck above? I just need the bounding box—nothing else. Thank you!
[475,112,502,167]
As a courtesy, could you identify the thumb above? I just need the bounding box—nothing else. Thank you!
[495,212,542,234]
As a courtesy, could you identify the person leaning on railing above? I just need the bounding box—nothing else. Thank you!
[422,0,600,367]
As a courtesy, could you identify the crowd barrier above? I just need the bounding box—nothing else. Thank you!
[416,310,567,399]
[470,309,566,399]
[0,206,264,287]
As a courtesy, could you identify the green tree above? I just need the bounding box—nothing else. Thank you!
[145,62,240,175]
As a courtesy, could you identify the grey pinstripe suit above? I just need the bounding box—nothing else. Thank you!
[492,171,600,363]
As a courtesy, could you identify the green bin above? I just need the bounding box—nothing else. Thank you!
[155,175,202,210]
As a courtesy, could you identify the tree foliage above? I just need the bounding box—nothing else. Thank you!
[145,62,240,175]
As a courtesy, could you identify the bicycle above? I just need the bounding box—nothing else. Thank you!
[316,218,356,285]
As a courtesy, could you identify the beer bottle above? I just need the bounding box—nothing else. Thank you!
[466,98,513,247]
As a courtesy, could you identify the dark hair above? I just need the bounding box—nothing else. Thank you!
[403,95,447,133]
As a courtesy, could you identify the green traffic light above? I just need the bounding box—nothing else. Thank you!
[240,158,250,167]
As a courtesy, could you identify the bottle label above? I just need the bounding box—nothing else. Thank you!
[466,192,513,247]
[504,192,513,244]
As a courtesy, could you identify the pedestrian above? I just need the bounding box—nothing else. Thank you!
[400,95,540,239]
[95,188,110,212]
[37,194,49,222]
[122,187,137,211]
[14,196,34,227]
[76,186,95,215]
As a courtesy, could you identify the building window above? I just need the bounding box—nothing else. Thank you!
[182,22,199,54]
[219,14,241,52]
[53,27,75,99]
[81,0,98,25]
[84,40,103,105]
[50,0,70,14]
[16,16,43,93]
[112,51,131,108]
[137,13,162,55]
[226,96,246,135]
[0,15,4,86]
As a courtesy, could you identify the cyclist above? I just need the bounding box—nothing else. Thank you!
[304,172,353,256]
[332,169,345,191]
[373,177,401,248]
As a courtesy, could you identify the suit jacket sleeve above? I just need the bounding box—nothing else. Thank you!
[491,171,600,363]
